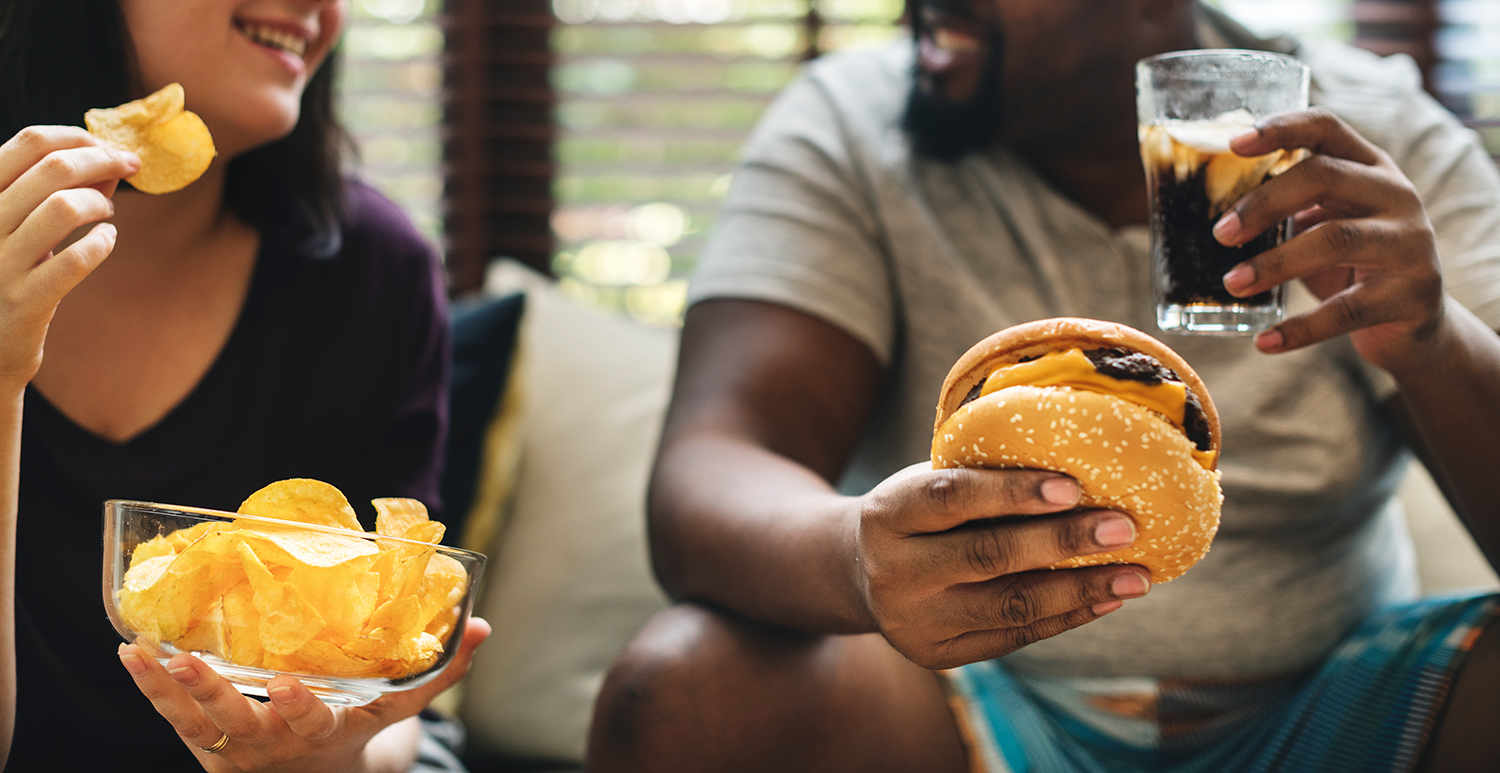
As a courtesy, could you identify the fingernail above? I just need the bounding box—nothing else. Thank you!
[1256,328,1284,352]
[1041,477,1079,505]
[1222,263,1253,294]
[1092,600,1123,616]
[1111,571,1150,598]
[118,646,147,676]
[1095,516,1135,548]
[120,150,141,169]
[268,684,296,704]
[168,665,200,687]
[1213,211,1241,244]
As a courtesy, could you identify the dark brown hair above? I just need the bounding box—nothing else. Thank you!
[0,0,349,255]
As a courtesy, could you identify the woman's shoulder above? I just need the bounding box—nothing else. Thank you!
[336,178,440,269]
[257,178,445,320]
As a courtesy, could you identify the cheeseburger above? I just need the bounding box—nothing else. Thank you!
[931,318,1223,582]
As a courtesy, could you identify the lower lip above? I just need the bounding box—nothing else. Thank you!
[238,29,307,77]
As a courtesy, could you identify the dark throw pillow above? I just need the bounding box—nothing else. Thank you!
[441,292,525,537]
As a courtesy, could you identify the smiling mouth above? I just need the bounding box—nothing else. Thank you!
[235,22,309,58]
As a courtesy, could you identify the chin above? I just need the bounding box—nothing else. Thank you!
[212,105,303,157]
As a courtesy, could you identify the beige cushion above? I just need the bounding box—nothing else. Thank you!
[458,261,674,762]
[1401,462,1498,593]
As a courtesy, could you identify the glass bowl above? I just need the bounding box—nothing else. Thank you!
[103,499,486,706]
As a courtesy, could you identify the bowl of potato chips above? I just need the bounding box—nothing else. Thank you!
[102,479,486,706]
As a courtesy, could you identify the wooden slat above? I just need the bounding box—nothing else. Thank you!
[1353,0,1439,89]
[441,0,556,293]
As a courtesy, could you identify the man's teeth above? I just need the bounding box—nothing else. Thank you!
[238,24,308,57]
[934,28,980,53]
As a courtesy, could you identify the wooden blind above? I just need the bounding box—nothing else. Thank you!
[1352,0,1440,83]
[439,0,901,307]
[543,0,901,323]
[441,0,555,295]
[441,1,1495,296]
[1353,0,1500,160]
[339,1,445,247]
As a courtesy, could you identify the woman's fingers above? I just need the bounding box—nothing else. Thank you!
[0,126,102,191]
[162,653,275,749]
[0,143,138,235]
[264,675,341,742]
[117,645,231,754]
[120,619,493,768]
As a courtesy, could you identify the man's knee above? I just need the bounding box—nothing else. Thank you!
[587,603,819,769]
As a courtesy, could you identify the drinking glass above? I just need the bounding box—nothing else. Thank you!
[1138,49,1310,335]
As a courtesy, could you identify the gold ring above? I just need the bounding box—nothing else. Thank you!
[202,733,230,754]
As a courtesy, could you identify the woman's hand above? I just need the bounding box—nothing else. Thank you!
[1213,108,1447,372]
[117,617,491,773]
[0,126,138,390]
[852,463,1150,670]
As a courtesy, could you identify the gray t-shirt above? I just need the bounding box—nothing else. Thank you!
[688,18,1500,678]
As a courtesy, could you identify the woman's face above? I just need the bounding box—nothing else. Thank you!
[119,0,350,159]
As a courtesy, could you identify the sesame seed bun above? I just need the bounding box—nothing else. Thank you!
[931,318,1223,582]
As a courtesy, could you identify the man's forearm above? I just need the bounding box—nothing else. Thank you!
[1388,297,1500,570]
[649,431,876,635]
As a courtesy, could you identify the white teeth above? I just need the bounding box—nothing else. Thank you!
[238,23,309,58]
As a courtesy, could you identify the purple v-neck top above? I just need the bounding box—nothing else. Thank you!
[9,180,450,771]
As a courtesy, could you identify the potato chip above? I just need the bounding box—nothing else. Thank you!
[297,640,379,678]
[238,540,326,654]
[288,563,379,644]
[236,525,379,568]
[84,83,216,194]
[166,521,226,553]
[372,498,429,539]
[130,535,176,565]
[222,581,264,667]
[175,597,230,656]
[119,554,176,634]
[144,532,244,641]
[238,479,363,532]
[119,478,470,680]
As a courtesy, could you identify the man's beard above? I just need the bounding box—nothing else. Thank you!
[901,25,1007,163]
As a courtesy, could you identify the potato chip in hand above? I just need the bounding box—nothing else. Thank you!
[84,82,216,194]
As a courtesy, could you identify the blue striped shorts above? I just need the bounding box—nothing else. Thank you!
[941,592,1499,773]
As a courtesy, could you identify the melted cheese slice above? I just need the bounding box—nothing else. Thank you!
[979,348,1216,470]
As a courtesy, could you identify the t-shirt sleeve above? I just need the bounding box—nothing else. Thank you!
[688,63,897,365]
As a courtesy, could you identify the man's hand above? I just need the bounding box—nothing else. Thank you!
[1212,108,1445,371]
[854,464,1150,670]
